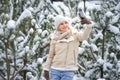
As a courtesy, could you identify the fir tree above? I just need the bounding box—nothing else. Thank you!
[78,0,120,80]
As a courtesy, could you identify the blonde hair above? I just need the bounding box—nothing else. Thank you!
[57,25,76,34]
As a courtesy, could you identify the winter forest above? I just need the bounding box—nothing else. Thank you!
[0,0,120,80]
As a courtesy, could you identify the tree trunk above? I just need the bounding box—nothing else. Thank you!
[4,39,10,80]
[83,0,86,13]
[101,27,106,78]
[23,53,27,80]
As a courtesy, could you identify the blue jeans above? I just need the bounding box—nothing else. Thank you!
[50,68,75,80]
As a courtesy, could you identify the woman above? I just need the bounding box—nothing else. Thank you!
[43,15,94,80]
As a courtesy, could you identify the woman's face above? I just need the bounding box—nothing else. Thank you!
[58,21,69,32]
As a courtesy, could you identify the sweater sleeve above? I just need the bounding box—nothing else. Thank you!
[44,40,55,71]
[76,21,94,41]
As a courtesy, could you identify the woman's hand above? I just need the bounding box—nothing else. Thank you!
[43,70,49,80]
[81,17,92,24]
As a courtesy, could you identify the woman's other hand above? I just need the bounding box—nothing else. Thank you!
[43,70,49,80]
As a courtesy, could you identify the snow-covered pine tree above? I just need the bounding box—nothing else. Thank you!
[63,0,80,17]
[77,0,120,80]
[0,0,36,79]
[0,0,54,80]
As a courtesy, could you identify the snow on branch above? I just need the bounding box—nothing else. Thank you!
[16,8,33,27]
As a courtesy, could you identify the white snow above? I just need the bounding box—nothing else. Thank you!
[31,19,36,26]
[78,47,85,54]
[16,8,33,26]
[111,14,119,24]
[108,24,119,34]
[37,58,43,64]
[0,25,4,36]
[53,2,70,16]
[73,75,88,80]
[16,36,24,43]
[7,20,16,29]
[115,2,120,10]
[91,43,98,51]
[37,29,42,35]
[85,69,94,78]
[41,30,49,37]
[9,34,15,40]
[25,46,29,53]
[19,49,25,57]
[78,1,101,10]
[116,61,120,73]
[97,79,105,80]
[82,40,90,47]
[29,28,34,34]
[97,58,104,65]
[110,53,115,58]
[105,11,113,17]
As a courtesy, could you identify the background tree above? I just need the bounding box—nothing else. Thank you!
[0,0,51,80]
[77,0,120,80]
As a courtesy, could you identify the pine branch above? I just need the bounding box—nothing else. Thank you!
[10,65,25,80]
